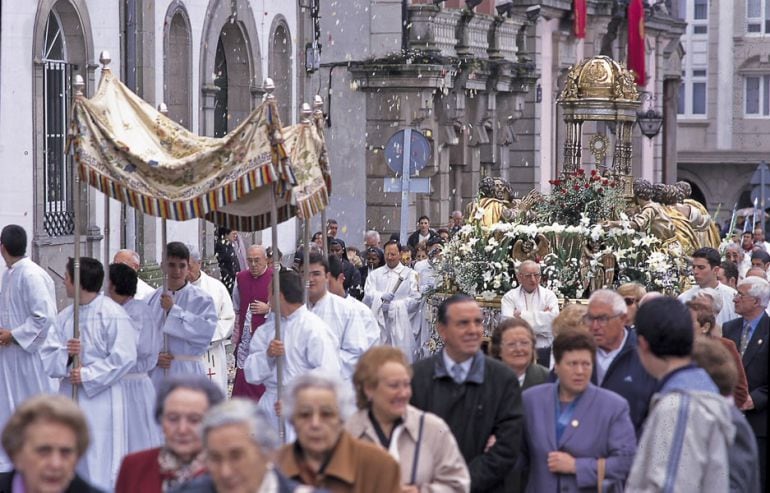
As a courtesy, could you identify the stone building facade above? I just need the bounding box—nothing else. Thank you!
[300,0,686,244]
[0,0,299,303]
[676,0,770,228]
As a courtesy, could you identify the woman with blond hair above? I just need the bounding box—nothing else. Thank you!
[346,346,470,492]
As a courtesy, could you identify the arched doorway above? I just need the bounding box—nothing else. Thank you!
[269,19,293,124]
[213,23,251,137]
[164,6,192,129]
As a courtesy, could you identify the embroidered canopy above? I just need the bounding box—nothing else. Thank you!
[70,69,329,230]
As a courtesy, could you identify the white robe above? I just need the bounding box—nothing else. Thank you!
[135,277,156,301]
[0,257,58,471]
[146,283,218,388]
[678,282,738,325]
[501,286,560,348]
[414,259,438,360]
[191,271,235,393]
[343,294,380,349]
[362,263,422,362]
[40,295,137,491]
[244,306,341,440]
[309,292,369,382]
[121,297,163,453]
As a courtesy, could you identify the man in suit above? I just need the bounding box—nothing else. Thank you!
[723,276,769,490]
[411,294,522,493]
[585,289,657,436]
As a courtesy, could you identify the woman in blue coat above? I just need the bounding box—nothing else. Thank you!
[520,331,637,492]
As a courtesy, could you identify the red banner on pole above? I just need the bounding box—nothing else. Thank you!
[627,0,646,86]
[574,0,587,39]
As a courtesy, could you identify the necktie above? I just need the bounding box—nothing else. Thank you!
[739,320,752,356]
[451,364,464,384]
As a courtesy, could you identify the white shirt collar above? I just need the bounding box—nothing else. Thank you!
[442,350,473,382]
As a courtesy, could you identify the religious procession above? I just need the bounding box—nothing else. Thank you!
[0,2,768,492]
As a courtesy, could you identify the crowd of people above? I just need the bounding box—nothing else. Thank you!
[0,211,767,492]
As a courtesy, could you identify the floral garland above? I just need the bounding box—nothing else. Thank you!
[436,212,691,299]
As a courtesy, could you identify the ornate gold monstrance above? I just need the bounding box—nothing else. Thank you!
[559,55,641,199]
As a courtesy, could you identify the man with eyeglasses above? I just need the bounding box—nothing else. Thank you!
[585,289,656,436]
[501,261,559,355]
[679,247,738,325]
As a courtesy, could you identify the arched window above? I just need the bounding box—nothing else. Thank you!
[270,22,292,124]
[42,10,74,236]
[166,11,191,129]
[213,23,251,137]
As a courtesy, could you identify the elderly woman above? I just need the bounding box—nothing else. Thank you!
[346,347,470,492]
[277,371,402,493]
[115,376,225,493]
[520,331,636,492]
[173,399,323,492]
[0,395,102,493]
[491,318,549,390]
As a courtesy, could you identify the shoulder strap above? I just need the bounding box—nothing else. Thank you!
[662,392,691,493]
[409,413,426,485]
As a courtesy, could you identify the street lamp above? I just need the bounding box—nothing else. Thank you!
[636,92,663,139]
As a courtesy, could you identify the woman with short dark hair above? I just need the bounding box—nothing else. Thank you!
[520,331,636,492]
[115,376,224,493]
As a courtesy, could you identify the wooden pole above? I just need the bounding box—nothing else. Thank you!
[158,102,170,376]
[313,96,328,257]
[264,78,286,442]
[71,75,86,402]
[300,103,313,306]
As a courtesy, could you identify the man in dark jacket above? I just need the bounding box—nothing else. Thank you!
[411,294,522,493]
[407,216,439,250]
[586,289,657,436]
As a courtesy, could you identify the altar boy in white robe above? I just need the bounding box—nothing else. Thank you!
[41,257,137,491]
[304,252,369,382]
[501,260,560,349]
[0,225,58,472]
[187,244,235,393]
[327,254,380,348]
[244,269,341,439]
[148,242,217,388]
[362,240,421,361]
[107,262,162,453]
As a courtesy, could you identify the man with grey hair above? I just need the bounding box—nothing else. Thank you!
[114,248,155,300]
[187,245,235,393]
[724,243,750,280]
[449,210,464,236]
[175,399,319,492]
[501,260,559,351]
[723,276,769,488]
[363,230,381,249]
[586,289,656,435]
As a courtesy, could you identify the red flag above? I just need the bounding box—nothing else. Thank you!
[574,0,587,39]
[627,0,646,86]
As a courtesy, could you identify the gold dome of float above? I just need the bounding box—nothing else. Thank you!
[559,55,640,102]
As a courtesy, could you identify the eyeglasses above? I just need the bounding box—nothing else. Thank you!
[582,313,622,326]
[502,341,532,350]
[519,273,542,279]
[623,297,639,306]
[734,293,757,301]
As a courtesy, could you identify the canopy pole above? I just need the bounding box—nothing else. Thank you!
[100,53,112,266]
[71,75,86,402]
[158,102,170,376]
[313,96,328,257]
[300,104,314,306]
[264,79,286,442]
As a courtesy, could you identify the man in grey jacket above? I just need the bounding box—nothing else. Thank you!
[627,297,735,493]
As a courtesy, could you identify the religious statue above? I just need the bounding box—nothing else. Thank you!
[579,238,617,294]
[466,176,516,227]
[674,181,721,249]
[654,183,699,256]
[512,234,551,263]
[606,178,677,246]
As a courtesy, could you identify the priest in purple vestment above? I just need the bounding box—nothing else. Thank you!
[231,245,272,399]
